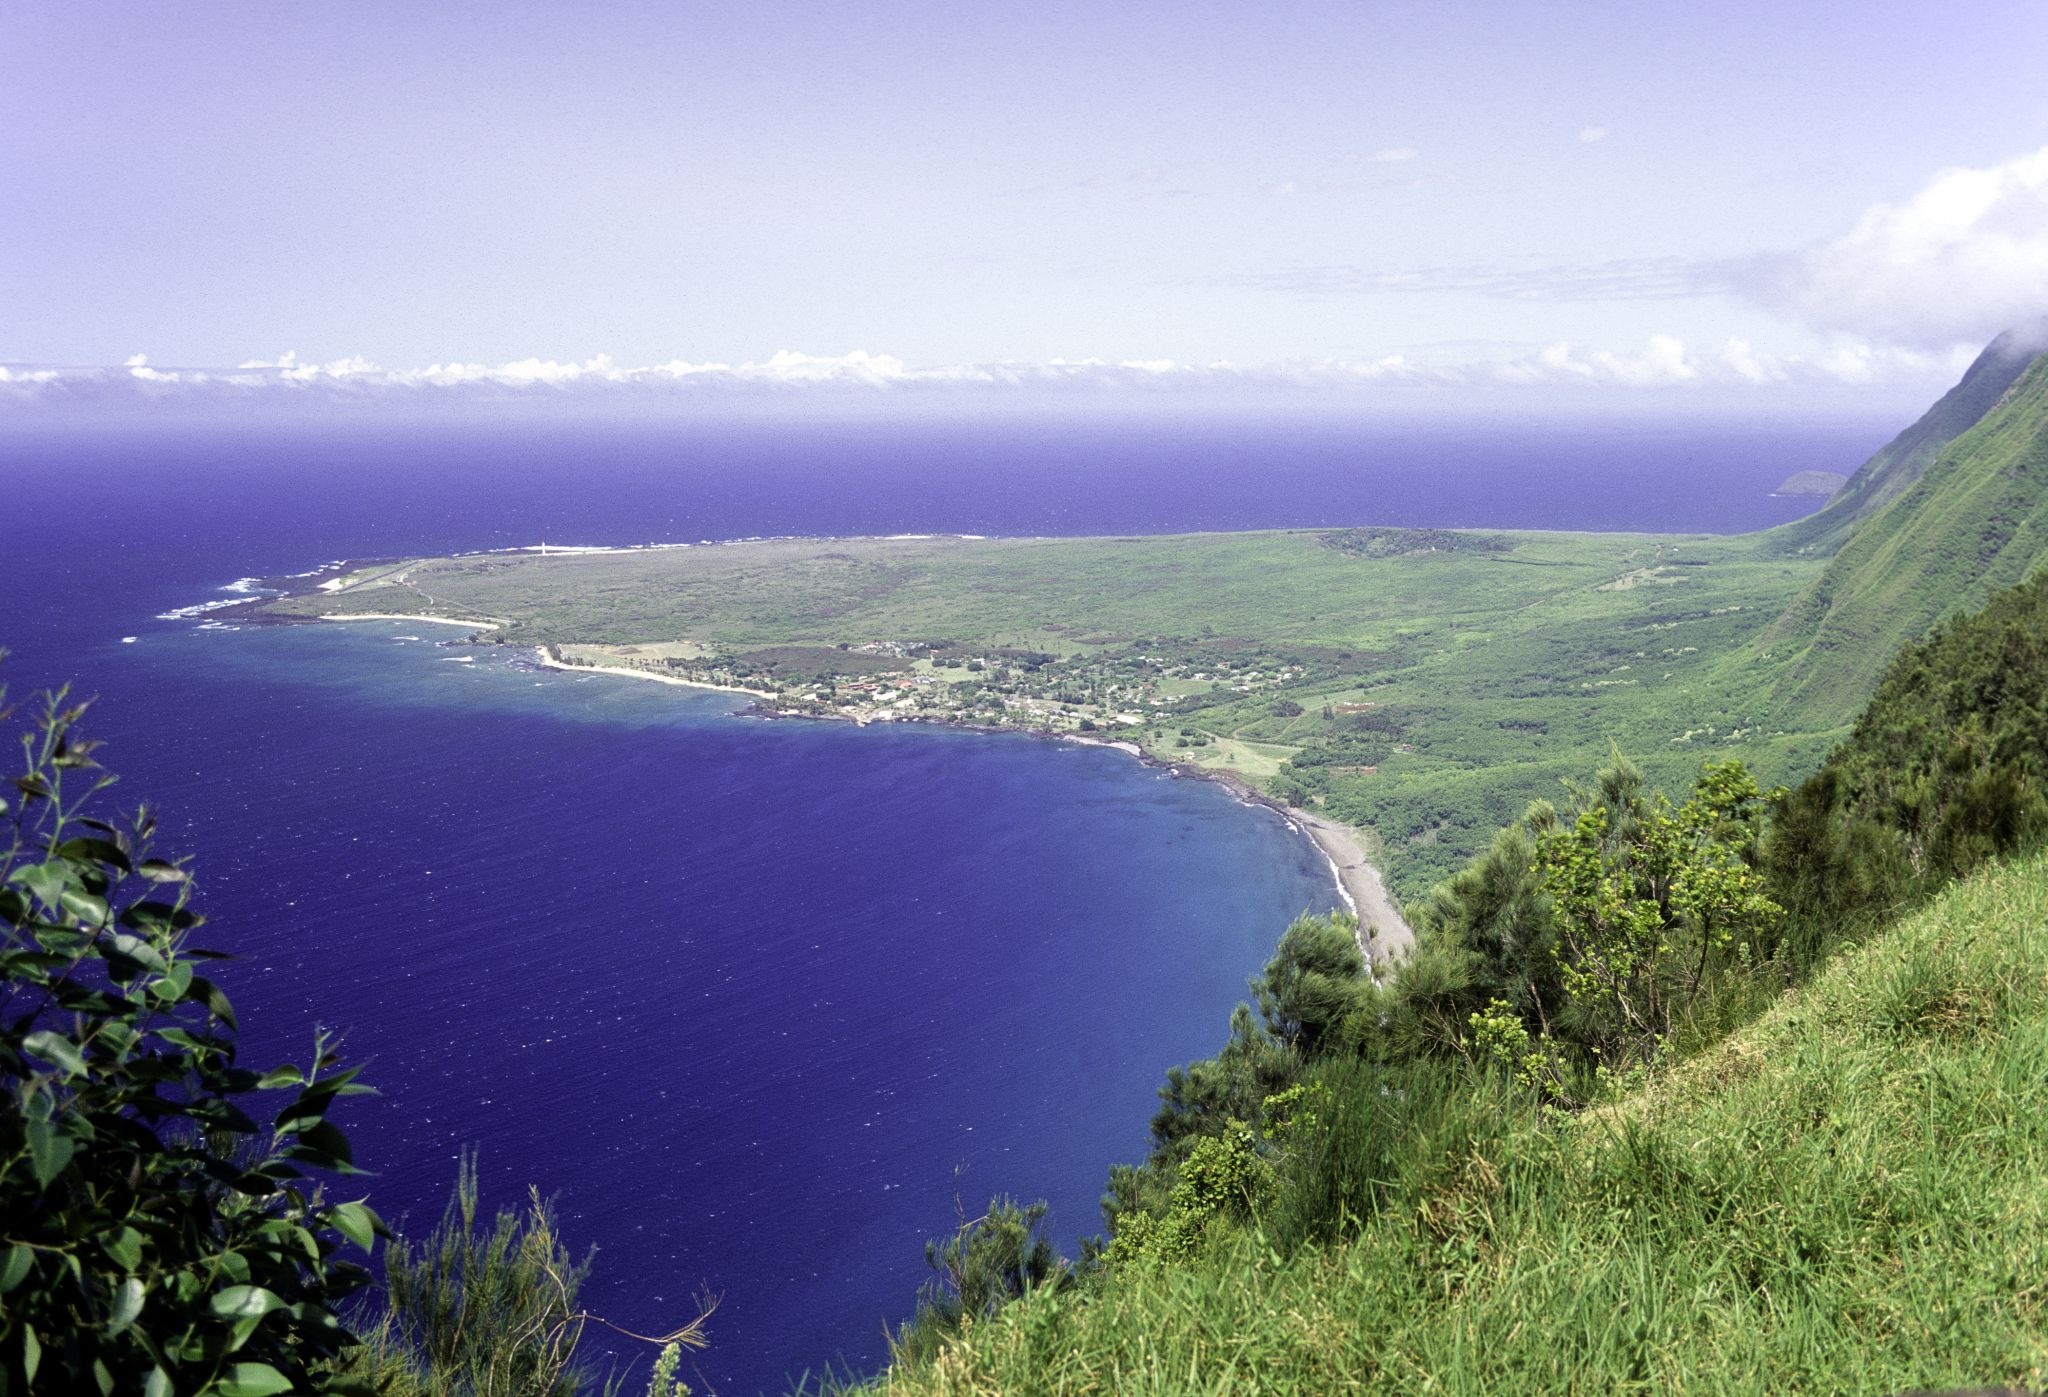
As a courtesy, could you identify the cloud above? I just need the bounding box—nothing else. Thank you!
[0,337,1972,409]
[1369,147,1418,163]
[1753,145,2048,348]
[1224,255,1733,302]
[1578,126,1608,144]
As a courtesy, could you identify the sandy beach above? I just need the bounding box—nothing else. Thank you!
[317,612,500,629]
[1068,736,1413,965]
[532,649,775,698]
[1287,809,1415,966]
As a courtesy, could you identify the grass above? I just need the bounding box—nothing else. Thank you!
[264,526,1839,898]
[858,850,2048,1395]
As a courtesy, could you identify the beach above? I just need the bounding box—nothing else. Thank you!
[1288,809,1415,965]
[316,612,500,629]
[532,648,775,698]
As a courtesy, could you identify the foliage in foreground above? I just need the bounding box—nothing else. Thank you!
[337,1156,604,1397]
[867,850,2048,1395]
[0,685,379,1397]
[887,1197,1067,1371]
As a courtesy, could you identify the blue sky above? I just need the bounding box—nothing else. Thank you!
[4,1,2047,409]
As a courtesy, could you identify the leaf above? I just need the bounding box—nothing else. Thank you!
[215,1362,294,1397]
[0,1244,32,1293]
[106,1276,146,1336]
[56,836,132,873]
[109,930,169,965]
[144,1367,172,1397]
[24,1029,87,1079]
[327,1200,381,1251]
[301,1118,351,1157]
[103,1226,143,1271]
[136,859,189,884]
[255,1065,305,1090]
[25,1118,76,1187]
[119,900,198,933]
[12,860,69,912]
[21,1325,39,1384]
[58,887,111,926]
[210,1284,284,1320]
[187,976,237,1030]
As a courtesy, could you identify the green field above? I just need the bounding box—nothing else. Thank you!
[263,525,1837,897]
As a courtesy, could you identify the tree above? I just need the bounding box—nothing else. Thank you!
[1,684,379,1397]
[1535,758,1781,1068]
[1252,913,1371,1057]
[891,1195,1064,1366]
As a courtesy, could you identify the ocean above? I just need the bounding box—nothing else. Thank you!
[0,409,1878,1392]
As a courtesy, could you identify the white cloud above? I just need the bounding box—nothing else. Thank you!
[1757,145,2048,348]
[0,337,1973,407]
[123,353,148,367]
[1578,126,1608,144]
[1369,147,1418,163]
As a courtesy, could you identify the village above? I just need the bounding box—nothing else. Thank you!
[540,636,1315,739]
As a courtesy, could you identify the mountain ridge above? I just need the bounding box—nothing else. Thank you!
[1760,327,2048,721]
[1769,318,2048,556]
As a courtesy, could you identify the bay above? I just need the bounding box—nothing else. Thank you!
[0,410,1869,1391]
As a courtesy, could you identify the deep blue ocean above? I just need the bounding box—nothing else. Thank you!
[0,411,1877,1393]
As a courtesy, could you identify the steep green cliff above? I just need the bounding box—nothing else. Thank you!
[1761,333,2048,722]
[1771,318,2048,556]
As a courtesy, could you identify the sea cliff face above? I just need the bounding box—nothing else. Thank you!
[1771,469,1848,498]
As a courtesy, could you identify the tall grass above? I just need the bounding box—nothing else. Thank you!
[864,852,2048,1394]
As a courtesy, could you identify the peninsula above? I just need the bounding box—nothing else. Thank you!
[250,522,1829,929]
[240,326,2048,927]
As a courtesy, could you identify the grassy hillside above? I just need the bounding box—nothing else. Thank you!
[1770,318,2048,556]
[1761,348,2048,722]
[857,849,2048,1395]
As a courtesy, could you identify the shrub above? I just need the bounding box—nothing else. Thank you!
[890,1196,1065,1367]
[1,685,379,1397]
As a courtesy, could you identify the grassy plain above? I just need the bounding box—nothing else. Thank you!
[265,524,1833,897]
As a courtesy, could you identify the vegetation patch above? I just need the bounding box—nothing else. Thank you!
[1321,527,1517,559]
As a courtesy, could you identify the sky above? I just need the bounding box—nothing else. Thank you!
[4,1,2048,412]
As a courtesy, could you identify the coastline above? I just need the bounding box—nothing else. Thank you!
[531,648,776,698]
[275,598,1413,964]
[316,612,501,630]
[1068,738,1413,965]
[1288,810,1415,966]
